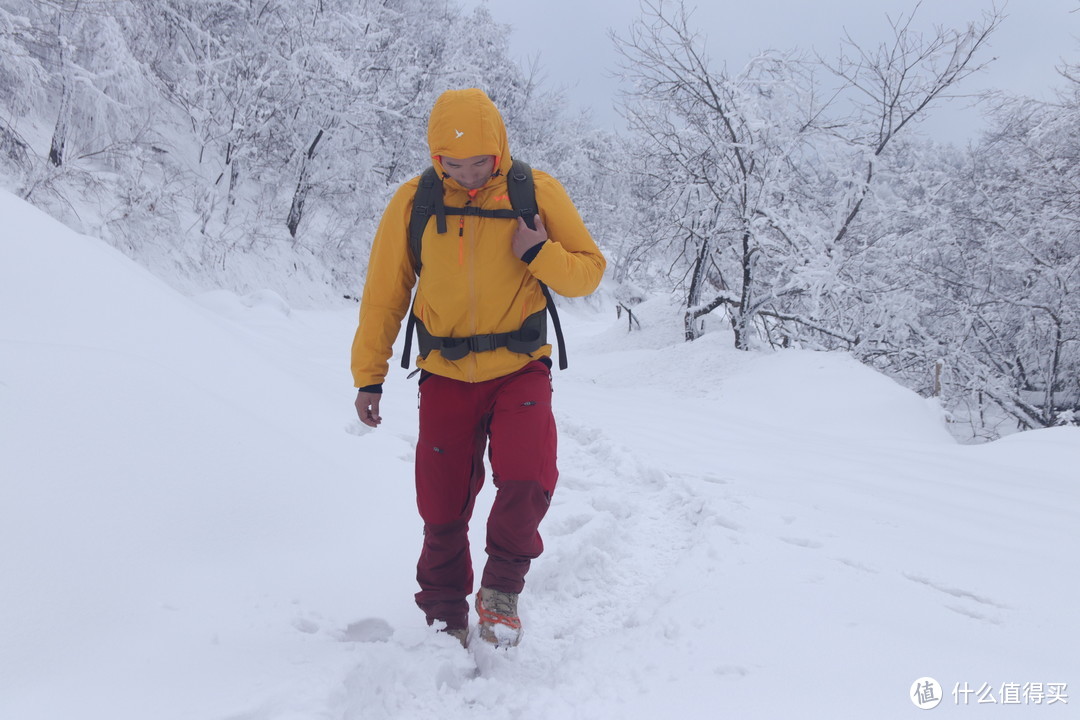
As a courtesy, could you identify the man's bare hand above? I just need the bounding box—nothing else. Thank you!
[512,214,548,259]
[355,391,383,428]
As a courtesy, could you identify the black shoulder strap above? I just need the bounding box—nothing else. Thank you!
[409,166,444,274]
[403,168,443,369]
[505,159,567,370]
[506,159,537,230]
[402,169,442,368]
[540,282,568,370]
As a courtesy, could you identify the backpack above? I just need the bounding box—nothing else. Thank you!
[400,158,567,371]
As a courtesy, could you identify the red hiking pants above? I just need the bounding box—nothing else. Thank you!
[413,360,558,630]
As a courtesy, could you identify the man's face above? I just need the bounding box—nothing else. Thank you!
[440,155,496,190]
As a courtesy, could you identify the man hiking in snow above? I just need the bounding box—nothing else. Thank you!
[350,88,606,647]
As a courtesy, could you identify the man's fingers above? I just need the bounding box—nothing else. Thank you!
[512,214,548,259]
[355,392,382,428]
[518,214,544,233]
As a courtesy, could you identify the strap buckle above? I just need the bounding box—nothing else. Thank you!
[470,334,500,353]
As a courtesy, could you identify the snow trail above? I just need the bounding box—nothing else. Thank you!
[333,389,719,719]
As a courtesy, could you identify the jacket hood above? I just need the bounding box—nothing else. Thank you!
[427,89,513,180]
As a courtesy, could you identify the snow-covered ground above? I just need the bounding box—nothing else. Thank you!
[2,188,1077,719]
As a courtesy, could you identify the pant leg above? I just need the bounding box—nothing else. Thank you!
[482,361,559,593]
[414,374,486,629]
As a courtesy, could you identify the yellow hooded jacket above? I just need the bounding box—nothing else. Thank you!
[351,89,606,387]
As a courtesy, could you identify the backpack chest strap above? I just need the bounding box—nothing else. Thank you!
[441,206,520,220]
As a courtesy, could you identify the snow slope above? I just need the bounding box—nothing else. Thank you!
[1,188,1077,719]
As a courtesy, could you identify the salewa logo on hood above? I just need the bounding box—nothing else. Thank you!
[455,129,464,138]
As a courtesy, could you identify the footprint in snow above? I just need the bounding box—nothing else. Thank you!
[291,616,320,634]
[339,617,393,643]
[780,536,824,549]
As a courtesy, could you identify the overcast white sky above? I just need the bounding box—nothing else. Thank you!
[464,0,1080,143]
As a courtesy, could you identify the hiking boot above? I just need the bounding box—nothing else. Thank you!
[439,625,469,648]
[475,587,522,647]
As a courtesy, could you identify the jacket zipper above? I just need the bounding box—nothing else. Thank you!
[465,189,480,382]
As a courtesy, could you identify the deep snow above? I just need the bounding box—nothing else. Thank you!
[1,188,1077,719]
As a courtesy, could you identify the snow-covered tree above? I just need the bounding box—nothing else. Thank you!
[915,83,1080,432]
[0,4,47,174]
[612,0,999,351]
[0,0,595,300]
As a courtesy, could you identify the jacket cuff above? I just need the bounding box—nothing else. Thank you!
[357,384,383,394]
[521,241,545,264]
